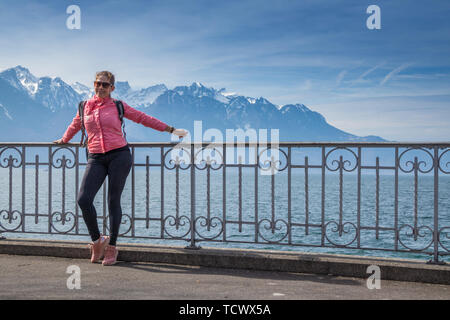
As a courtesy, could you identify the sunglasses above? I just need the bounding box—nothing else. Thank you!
[94,81,112,88]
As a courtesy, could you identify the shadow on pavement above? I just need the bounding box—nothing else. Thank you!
[115,260,362,287]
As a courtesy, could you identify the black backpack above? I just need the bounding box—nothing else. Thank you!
[78,99,127,151]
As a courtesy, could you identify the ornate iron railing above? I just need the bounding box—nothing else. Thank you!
[0,142,449,264]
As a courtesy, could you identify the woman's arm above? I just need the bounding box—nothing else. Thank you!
[122,101,190,136]
[122,102,187,137]
[122,101,169,131]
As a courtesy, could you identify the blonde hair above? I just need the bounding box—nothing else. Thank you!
[95,71,115,86]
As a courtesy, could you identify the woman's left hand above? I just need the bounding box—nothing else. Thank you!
[172,128,188,138]
[53,138,66,144]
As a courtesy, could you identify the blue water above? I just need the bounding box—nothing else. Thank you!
[1,166,450,263]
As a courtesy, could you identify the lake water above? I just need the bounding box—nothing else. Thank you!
[1,166,450,263]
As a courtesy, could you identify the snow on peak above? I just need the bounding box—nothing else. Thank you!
[280,103,311,113]
[72,82,94,99]
[114,81,132,98]
[213,92,229,104]
[121,84,168,107]
[7,65,39,95]
[221,91,237,97]
[257,97,270,104]
[294,103,309,112]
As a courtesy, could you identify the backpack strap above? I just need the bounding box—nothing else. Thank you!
[114,99,127,141]
[78,100,87,147]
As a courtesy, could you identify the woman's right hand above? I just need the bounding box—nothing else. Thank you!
[53,138,65,144]
[172,129,188,138]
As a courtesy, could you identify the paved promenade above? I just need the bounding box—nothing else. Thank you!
[1,253,450,300]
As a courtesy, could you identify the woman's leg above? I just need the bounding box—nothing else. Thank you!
[106,150,132,246]
[77,158,108,242]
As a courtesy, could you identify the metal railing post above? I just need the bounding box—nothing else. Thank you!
[428,146,445,265]
[186,143,200,249]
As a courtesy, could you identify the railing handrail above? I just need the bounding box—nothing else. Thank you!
[1,141,450,147]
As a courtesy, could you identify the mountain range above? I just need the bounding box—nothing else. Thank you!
[0,65,386,143]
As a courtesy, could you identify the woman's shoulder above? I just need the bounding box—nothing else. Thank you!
[113,99,132,109]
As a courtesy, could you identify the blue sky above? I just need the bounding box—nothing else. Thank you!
[0,0,449,141]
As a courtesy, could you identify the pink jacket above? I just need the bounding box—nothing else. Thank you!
[62,95,168,153]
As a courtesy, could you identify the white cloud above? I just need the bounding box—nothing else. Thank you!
[380,63,412,86]
[356,62,385,82]
[336,71,347,86]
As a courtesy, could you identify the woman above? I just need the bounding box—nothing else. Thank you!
[54,71,187,266]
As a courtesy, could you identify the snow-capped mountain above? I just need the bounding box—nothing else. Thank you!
[112,81,132,98]
[72,82,94,100]
[114,83,167,108]
[34,76,83,111]
[0,65,39,95]
[0,66,84,112]
[173,82,230,104]
[0,65,386,143]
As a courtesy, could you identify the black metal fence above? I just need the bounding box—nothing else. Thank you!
[1,142,449,264]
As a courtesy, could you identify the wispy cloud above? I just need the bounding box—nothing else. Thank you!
[380,63,413,86]
[299,80,312,91]
[336,71,347,86]
[313,94,450,141]
[357,62,385,81]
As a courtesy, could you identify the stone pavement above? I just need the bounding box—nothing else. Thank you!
[1,254,450,300]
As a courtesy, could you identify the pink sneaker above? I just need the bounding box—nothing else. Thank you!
[102,245,118,266]
[88,235,110,263]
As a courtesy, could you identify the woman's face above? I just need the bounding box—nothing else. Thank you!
[94,75,114,98]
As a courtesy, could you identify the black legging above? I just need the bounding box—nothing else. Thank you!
[77,145,132,246]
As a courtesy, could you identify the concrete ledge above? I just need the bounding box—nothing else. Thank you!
[0,238,449,285]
